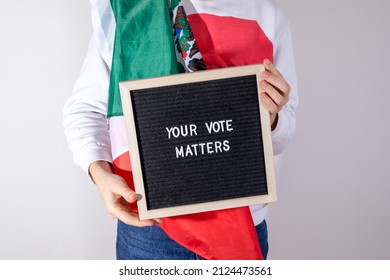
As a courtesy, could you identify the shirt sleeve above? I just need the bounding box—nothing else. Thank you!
[63,36,112,174]
[271,17,299,155]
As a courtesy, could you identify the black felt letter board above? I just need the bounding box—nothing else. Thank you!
[120,64,276,219]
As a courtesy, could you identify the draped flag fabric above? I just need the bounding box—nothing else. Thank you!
[108,0,179,117]
[109,0,268,260]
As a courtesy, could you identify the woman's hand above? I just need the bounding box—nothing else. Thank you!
[89,161,161,227]
[259,59,291,130]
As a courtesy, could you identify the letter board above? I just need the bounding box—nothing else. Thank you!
[119,64,276,220]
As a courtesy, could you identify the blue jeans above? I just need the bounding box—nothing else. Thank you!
[116,220,269,260]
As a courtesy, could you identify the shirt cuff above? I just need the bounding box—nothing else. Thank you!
[77,145,113,175]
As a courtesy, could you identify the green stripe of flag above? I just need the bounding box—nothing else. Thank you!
[108,0,180,117]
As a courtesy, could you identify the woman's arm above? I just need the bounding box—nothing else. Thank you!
[63,36,159,226]
[260,19,298,155]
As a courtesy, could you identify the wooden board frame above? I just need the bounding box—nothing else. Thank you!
[119,64,276,220]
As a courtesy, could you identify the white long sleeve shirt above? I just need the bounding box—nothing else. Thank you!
[63,0,298,225]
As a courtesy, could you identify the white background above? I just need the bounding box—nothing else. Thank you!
[0,0,389,259]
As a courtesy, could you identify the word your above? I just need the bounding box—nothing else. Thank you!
[165,120,234,158]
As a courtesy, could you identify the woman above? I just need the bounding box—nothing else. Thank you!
[63,0,298,260]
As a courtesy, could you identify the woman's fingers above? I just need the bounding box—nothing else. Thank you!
[95,173,157,227]
[110,197,156,227]
[259,80,285,110]
[110,175,138,204]
[90,161,159,227]
[262,59,291,97]
[258,59,291,130]
[259,59,290,113]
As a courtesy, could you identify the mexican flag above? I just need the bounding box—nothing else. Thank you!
[108,0,272,260]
